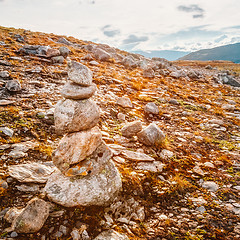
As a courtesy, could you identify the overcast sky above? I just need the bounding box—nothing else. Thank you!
[0,0,239,52]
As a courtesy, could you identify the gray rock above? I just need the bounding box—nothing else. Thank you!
[44,160,122,207]
[68,61,93,86]
[144,102,159,115]
[0,127,14,137]
[8,162,57,183]
[136,161,165,172]
[57,37,72,45]
[8,151,27,159]
[93,47,112,61]
[116,97,132,108]
[89,60,99,66]
[59,46,70,57]
[0,71,10,78]
[121,150,155,162]
[10,231,18,238]
[159,149,174,160]
[94,230,129,240]
[4,208,23,223]
[51,56,65,64]
[11,198,49,233]
[137,123,165,146]
[54,99,100,135]
[202,181,219,192]
[169,99,179,105]
[15,184,40,192]
[52,127,102,173]
[5,80,21,92]
[60,82,97,100]
[0,178,8,190]
[122,56,139,68]
[71,229,81,240]
[121,121,142,138]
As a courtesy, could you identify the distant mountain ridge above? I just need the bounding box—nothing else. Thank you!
[132,50,190,61]
[179,43,240,63]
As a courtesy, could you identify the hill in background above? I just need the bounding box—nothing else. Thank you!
[179,42,240,63]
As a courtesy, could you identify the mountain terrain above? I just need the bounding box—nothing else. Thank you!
[0,26,240,240]
[179,43,240,63]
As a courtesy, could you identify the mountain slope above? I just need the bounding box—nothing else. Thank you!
[179,43,240,63]
[133,50,190,61]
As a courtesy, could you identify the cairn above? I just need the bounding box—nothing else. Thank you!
[44,61,122,207]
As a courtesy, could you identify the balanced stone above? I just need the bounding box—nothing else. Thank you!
[44,160,122,207]
[60,82,97,100]
[68,61,92,86]
[54,98,100,135]
[52,126,102,173]
[64,142,112,176]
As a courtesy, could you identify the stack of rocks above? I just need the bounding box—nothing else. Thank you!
[44,61,122,207]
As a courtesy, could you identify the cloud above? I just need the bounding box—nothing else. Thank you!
[101,25,120,37]
[177,4,205,18]
[122,34,149,45]
[214,35,228,43]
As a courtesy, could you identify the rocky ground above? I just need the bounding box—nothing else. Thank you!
[0,26,240,240]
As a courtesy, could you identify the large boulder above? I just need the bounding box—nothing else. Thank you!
[52,127,102,173]
[60,82,97,100]
[67,61,93,86]
[44,160,122,207]
[54,99,100,135]
[137,123,165,146]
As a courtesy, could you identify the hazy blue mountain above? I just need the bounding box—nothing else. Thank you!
[179,43,240,63]
[132,50,190,61]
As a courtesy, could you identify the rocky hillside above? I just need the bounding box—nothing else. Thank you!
[0,26,240,240]
[179,43,240,63]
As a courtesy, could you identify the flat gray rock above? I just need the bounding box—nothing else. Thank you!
[52,127,102,173]
[8,162,57,183]
[54,98,100,135]
[44,160,122,207]
[68,61,92,86]
[61,82,97,100]
[121,150,155,162]
[94,230,129,240]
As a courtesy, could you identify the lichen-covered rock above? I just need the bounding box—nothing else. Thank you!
[11,198,49,233]
[44,160,122,207]
[93,230,129,240]
[137,123,165,146]
[59,46,70,57]
[67,61,92,86]
[52,127,102,173]
[54,99,100,135]
[5,80,21,92]
[60,82,97,100]
[121,121,142,138]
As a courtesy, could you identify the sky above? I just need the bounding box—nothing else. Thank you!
[0,0,240,53]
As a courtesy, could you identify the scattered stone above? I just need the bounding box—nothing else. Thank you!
[0,59,12,66]
[57,37,72,45]
[0,127,14,137]
[8,151,27,159]
[142,67,155,78]
[52,127,102,173]
[8,162,57,183]
[0,100,15,106]
[16,184,40,192]
[68,61,93,86]
[121,121,142,138]
[54,99,100,135]
[137,123,165,146]
[121,150,155,162]
[202,181,219,192]
[94,229,129,240]
[89,60,99,66]
[203,162,215,168]
[116,96,132,108]
[144,102,159,115]
[60,82,97,100]
[117,113,126,121]
[59,46,70,57]
[113,156,126,164]
[5,80,21,92]
[93,47,112,61]
[0,70,10,78]
[0,178,8,192]
[51,56,65,64]
[169,99,179,105]
[122,56,138,68]
[11,198,49,233]
[71,229,81,240]
[44,161,122,207]
[159,149,174,160]
[136,161,165,172]
[10,231,18,238]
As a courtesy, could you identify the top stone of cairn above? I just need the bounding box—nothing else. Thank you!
[68,60,92,86]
